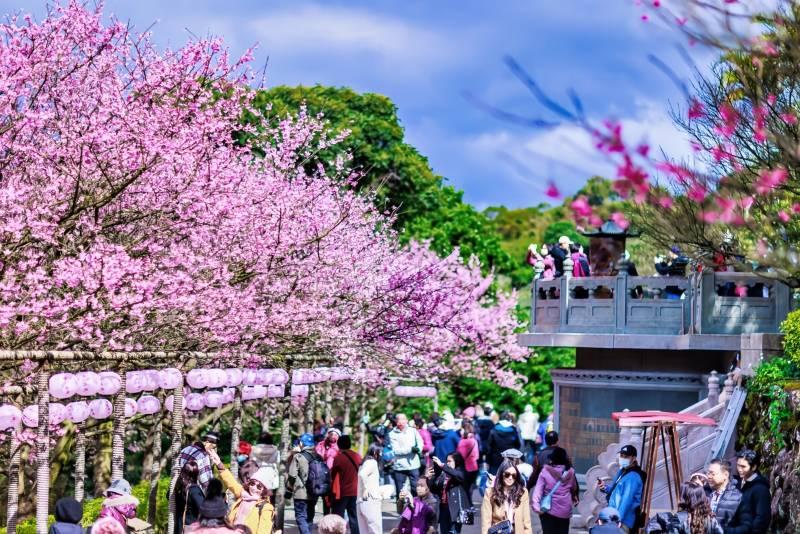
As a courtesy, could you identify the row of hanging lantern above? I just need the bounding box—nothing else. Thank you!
[0,365,356,430]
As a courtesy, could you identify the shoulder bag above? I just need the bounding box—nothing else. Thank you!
[540,469,570,513]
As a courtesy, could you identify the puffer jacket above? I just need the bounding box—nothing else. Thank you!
[704,483,741,529]
[531,465,577,519]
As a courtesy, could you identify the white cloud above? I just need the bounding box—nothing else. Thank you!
[247,5,460,72]
[465,100,702,200]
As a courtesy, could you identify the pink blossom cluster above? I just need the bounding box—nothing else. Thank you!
[0,2,526,387]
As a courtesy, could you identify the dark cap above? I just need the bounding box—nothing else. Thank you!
[670,245,682,255]
[199,495,228,519]
[54,497,83,524]
[619,445,637,457]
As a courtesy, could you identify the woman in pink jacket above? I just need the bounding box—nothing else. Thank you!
[531,447,578,534]
[455,422,480,506]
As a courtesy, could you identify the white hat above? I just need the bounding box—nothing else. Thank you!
[558,235,573,246]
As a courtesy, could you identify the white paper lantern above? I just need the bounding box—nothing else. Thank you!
[98,371,122,396]
[49,403,67,425]
[0,405,22,430]
[225,368,243,387]
[159,368,183,390]
[185,393,204,411]
[75,372,100,396]
[203,390,223,408]
[124,398,137,418]
[22,405,38,428]
[66,401,90,423]
[186,369,210,389]
[137,395,161,415]
[89,399,113,420]
[49,373,78,400]
[141,370,160,391]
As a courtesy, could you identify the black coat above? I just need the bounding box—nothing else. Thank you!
[705,483,741,529]
[428,464,469,522]
[550,246,568,277]
[175,483,205,534]
[725,474,770,534]
[486,424,522,473]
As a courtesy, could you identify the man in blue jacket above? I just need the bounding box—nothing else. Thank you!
[598,445,645,533]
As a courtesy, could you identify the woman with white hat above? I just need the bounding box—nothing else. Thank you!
[208,449,277,534]
[98,479,139,531]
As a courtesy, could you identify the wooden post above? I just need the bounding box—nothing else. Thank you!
[7,420,22,534]
[35,363,50,534]
[167,371,186,534]
[111,366,127,481]
[74,422,86,502]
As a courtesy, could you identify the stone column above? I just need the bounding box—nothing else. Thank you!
[35,364,50,534]
[166,371,185,534]
[6,420,22,534]
[707,370,720,406]
[719,372,735,405]
[74,422,86,502]
[111,367,128,481]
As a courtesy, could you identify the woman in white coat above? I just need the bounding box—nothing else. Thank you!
[357,444,384,534]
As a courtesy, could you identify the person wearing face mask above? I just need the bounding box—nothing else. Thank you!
[597,445,645,534]
[428,453,470,534]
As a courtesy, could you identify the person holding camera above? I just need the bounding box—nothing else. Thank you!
[392,478,439,534]
[389,414,425,498]
[480,459,532,534]
[427,453,471,534]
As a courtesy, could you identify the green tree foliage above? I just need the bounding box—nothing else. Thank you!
[542,220,588,248]
[246,85,512,274]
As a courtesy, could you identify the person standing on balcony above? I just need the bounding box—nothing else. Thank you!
[597,445,645,534]
[655,246,689,299]
[704,459,741,530]
[726,449,770,534]
[549,237,572,277]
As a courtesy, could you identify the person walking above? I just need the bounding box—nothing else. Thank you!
[487,412,522,475]
[331,435,362,534]
[727,449,771,534]
[531,447,577,534]
[428,452,470,534]
[598,445,645,534]
[49,497,84,534]
[287,433,323,534]
[480,459,532,534]
[456,421,480,506]
[174,460,205,534]
[179,431,220,491]
[474,406,495,464]
[431,418,461,464]
[357,444,385,534]
[389,414,424,497]
[704,458,741,530]
[517,405,540,465]
[414,414,434,465]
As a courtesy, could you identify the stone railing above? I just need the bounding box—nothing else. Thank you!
[572,371,736,529]
[531,262,791,336]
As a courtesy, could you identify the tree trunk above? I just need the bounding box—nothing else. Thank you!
[35,364,50,534]
[261,399,271,433]
[111,370,127,481]
[167,373,185,534]
[141,422,157,482]
[274,397,292,531]
[6,421,22,534]
[74,423,86,502]
[93,421,113,495]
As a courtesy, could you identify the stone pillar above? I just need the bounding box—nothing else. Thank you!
[229,382,243,482]
[74,423,86,502]
[167,371,185,534]
[111,368,127,481]
[564,256,574,279]
[719,372,735,405]
[707,371,720,406]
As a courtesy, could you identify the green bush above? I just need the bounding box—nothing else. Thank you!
[781,309,800,365]
[0,476,173,534]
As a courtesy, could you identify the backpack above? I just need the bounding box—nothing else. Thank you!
[302,451,331,496]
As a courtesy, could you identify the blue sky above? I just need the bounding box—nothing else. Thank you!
[1,0,717,209]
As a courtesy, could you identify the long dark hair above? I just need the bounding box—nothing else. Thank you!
[679,482,714,534]
[491,459,525,508]
[447,452,466,471]
[176,460,199,494]
[362,443,382,466]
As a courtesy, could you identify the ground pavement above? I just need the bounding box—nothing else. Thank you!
[283,489,548,534]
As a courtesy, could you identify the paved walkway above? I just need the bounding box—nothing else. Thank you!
[283,489,547,534]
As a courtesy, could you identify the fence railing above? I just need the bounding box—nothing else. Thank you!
[530,269,791,336]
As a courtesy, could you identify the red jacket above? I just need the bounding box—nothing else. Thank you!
[331,449,362,499]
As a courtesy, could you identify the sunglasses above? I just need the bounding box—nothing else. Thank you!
[248,480,265,491]
[502,472,516,479]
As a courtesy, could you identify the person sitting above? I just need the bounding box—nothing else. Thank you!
[209,448,275,534]
[98,479,139,531]
[50,497,84,534]
[590,507,625,534]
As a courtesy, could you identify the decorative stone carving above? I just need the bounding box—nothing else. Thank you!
[707,370,720,406]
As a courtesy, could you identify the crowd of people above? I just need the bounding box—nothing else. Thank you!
[45,403,774,534]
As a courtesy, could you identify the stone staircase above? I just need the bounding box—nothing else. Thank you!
[570,370,740,531]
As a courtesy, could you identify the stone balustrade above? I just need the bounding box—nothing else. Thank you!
[531,269,792,336]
